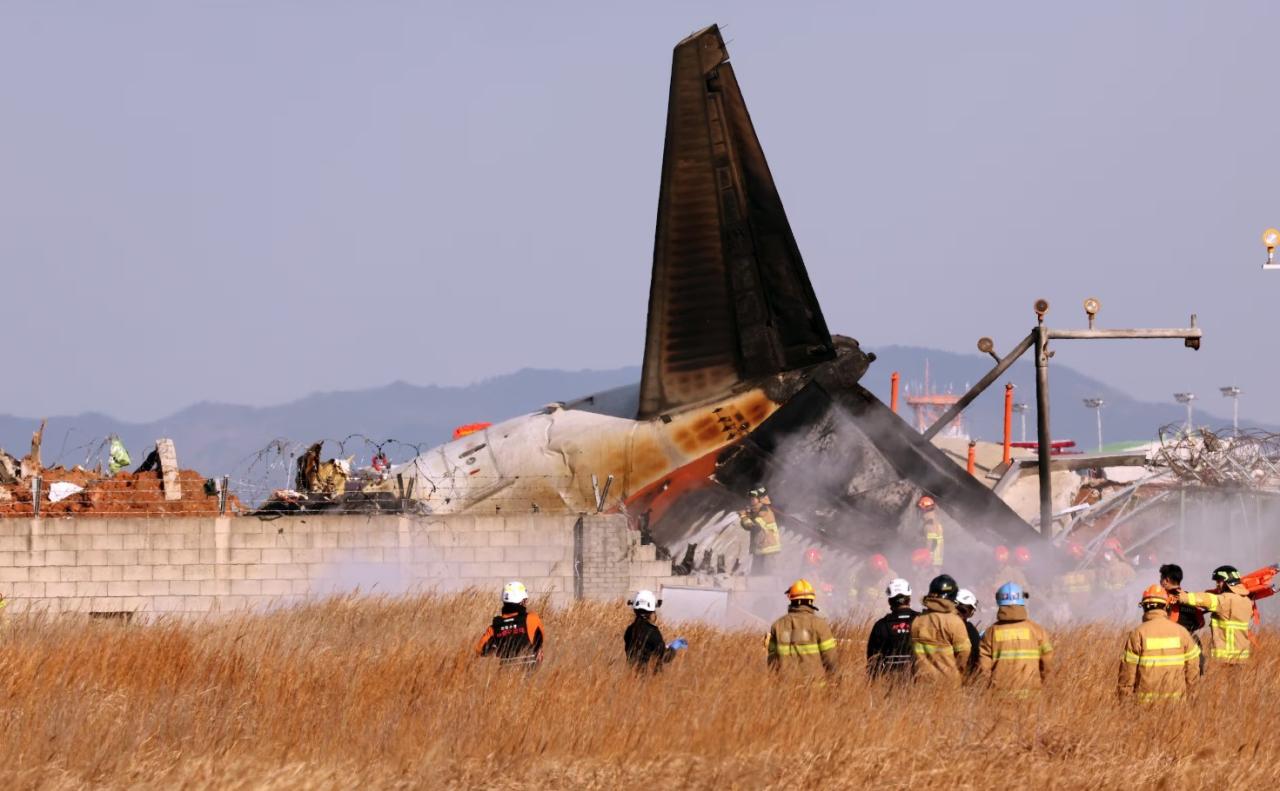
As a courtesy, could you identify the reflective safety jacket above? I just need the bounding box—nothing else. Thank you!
[741,507,782,556]
[923,512,944,566]
[1117,610,1199,702]
[867,607,918,677]
[1060,569,1094,596]
[476,606,545,665]
[1100,558,1135,591]
[1180,585,1252,664]
[977,605,1052,693]
[850,569,899,607]
[910,595,970,687]
[767,603,837,677]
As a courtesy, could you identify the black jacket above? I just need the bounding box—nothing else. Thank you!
[963,620,981,676]
[867,607,918,676]
[624,616,672,672]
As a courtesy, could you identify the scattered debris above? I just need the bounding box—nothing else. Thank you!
[47,482,84,503]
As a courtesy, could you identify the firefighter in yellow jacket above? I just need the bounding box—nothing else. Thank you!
[910,574,970,687]
[918,496,943,569]
[977,582,1052,695]
[1118,585,1200,703]
[1178,565,1253,666]
[767,579,837,678]
[740,487,782,576]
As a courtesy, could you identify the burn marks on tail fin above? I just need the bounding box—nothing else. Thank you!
[638,25,834,419]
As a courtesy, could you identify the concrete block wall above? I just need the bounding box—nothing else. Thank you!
[0,513,634,617]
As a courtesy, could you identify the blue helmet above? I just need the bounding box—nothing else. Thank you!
[995,582,1026,606]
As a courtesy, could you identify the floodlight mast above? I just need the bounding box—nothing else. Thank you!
[922,297,1201,542]
[1263,228,1280,270]
[1083,398,1105,452]
[1220,386,1241,436]
[1174,392,1196,435]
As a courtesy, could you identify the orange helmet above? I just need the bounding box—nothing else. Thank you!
[994,545,1010,564]
[917,495,936,510]
[911,548,932,567]
[870,554,889,572]
[786,579,817,601]
[1014,546,1031,565]
[1068,542,1085,559]
[1140,584,1169,608]
[1104,537,1123,554]
[804,548,823,567]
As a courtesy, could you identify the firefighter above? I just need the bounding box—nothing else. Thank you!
[1178,565,1253,667]
[955,588,981,678]
[475,581,545,667]
[767,579,838,678]
[987,545,1029,596]
[739,487,782,576]
[909,547,934,596]
[1058,542,1095,620]
[803,547,836,599]
[851,553,898,613]
[1117,585,1200,703]
[866,578,918,679]
[623,590,685,673]
[910,574,971,687]
[977,582,1053,695]
[918,495,943,569]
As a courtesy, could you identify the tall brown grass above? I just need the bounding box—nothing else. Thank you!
[0,593,1274,789]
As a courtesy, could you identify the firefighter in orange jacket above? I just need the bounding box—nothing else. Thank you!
[767,579,838,678]
[1179,565,1253,666]
[475,581,545,667]
[1118,585,1200,703]
[910,574,970,687]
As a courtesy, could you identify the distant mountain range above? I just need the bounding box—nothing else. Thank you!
[0,347,1253,495]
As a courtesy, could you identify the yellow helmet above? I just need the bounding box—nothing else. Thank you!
[786,579,817,601]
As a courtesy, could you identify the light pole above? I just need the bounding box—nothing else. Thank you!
[1174,392,1196,435]
[1264,228,1280,270]
[1083,398,1105,452]
[1012,402,1029,443]
[1220,386,1241,436]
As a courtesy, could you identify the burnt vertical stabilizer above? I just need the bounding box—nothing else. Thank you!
[639,25,835,419]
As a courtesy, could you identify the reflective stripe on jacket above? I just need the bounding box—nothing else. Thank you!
[1117,610,1199,702]
[923,513,944,566]
[977,605,1052,693]
[741,510,782,556]
[910,595,970,687]
[767,603,837,677]
[1180,586,1252,663]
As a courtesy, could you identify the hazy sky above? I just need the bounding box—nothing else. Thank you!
[3,2,1278,423]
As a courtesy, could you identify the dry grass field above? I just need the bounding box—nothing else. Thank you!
[0,593,1275,789]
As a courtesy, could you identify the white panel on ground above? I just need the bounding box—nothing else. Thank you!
[659,584,729,624]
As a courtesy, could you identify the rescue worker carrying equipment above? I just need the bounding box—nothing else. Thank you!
[476,581,545,667]
[768,579,837,677]
[1118,585,1200,702]
[867,578,918,678]
[977,582,1053,694]
[1178,566,1253,666]
[918,495,943,568]
[740,487,782,575]
[910,574,971,687]
[624,590,684,673]
[955,588,981,677]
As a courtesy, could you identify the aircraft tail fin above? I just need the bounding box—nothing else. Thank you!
[638,25,834,419]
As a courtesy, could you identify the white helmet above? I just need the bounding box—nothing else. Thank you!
[885,578,912,599]
[630,589,659,612]
[956,588,978,608]
[502,580,529,604]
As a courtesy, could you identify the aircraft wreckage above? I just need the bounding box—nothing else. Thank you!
[313,25,1041,555]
